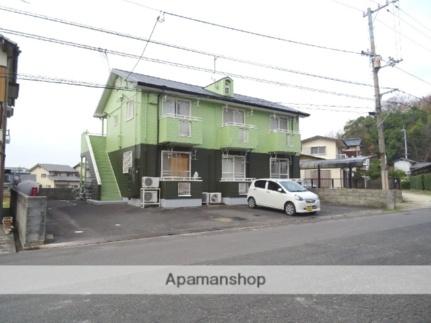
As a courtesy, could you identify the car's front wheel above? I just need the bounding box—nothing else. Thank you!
[284,202,296,216]
[248,197,257,209]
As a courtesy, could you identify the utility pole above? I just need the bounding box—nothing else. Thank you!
[364,0,399,190]
[401,127,408,159]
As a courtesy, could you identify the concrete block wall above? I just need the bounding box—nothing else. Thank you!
[314,188,403,210]
[11,189,47,249]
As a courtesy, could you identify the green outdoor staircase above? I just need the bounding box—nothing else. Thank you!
[88,135,122,201]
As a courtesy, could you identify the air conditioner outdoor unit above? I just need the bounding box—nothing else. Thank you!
[141,189,159,204]
[202,192,210,204]
[142,176,160,189]
[209,192,222,204]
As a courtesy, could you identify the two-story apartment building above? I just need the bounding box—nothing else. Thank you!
[81,70,308,207]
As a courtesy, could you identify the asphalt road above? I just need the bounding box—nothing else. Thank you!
[1,208,431,322]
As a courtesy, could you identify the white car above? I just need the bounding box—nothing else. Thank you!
[247,179,320,216]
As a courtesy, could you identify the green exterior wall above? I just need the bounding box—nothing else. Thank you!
[99,80,302,155]
[81,75,305,201]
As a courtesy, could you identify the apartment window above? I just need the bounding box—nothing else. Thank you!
[179,120,191,137]
[310,146,326,156]
[162,97,191,118]
[224,79,231,95]
[41,174,47,178]
[270,158,289,178]
[125,100,135,121]
[223,107,245,125]
[238,128,249,143]
[270,115,292,132]
[161,151,191,178]
[222,155,246,180]
[178,182,191,197]
[238,182,250,195]
[122,150,133,174]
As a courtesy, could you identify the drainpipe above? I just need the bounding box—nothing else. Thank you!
[156,93,162,177]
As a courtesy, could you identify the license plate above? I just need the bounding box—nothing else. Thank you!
[306,205,313,212]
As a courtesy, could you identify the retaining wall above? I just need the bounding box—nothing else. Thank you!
[313,188,403,209]
[11,189,47,249]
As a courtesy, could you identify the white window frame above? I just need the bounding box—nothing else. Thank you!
[222,155,246,181]
[161,97,192,119]
[179,120,192,137]
[270,157,290,179]
[223,107,245,126]
[238,128,249,144]
[161,150,192,179]
[270,115,293,133]
[125,100,135,121]
[178,182,191,197]
[122,150,133,174]
[310,146,326,156]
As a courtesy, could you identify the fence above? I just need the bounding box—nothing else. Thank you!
[410,173,431,191]
[38,187,76,200]
[301,177,399,190]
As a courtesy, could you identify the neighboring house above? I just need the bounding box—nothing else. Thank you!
[0,35,20,217]
[301,136,346,188]
[341,138,362,158]
[30,164,80,188]
[81,69,309,206]
[394,158,416,175]
[73,162,81,176]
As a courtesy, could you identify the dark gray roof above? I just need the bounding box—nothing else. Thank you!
[300,156,370,169]
[343,138,362,147]
[31,163,77,173]
[410,162,431,175]
[107,69,309,117]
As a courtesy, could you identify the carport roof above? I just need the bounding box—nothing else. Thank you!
[300,156,370,169]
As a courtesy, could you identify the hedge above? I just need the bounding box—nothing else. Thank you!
[410,175,424,190]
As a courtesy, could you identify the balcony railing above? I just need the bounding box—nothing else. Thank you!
[159,115,203,146]
[267,131,301,153]
[218,123,257,150]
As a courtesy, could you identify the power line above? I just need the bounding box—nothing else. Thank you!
[121,1,363,55]
[0,6,377,88]
[125,14,160,80]
[0,72,370,113]
[0,28,375,101]
[397,6,431,35]
[391,64,431,87]
[282,102,372,109]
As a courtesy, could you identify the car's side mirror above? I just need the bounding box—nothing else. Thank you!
[277,188,283,193]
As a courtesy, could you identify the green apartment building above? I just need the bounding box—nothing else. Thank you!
[80,69,309,207]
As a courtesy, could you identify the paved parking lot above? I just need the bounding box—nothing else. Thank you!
[43,200,383,248]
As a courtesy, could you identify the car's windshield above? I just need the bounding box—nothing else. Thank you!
[280,181,308,192]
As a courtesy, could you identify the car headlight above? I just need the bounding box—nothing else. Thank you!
[294,195,304,201]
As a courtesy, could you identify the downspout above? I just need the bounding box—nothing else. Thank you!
[156,93,162,177]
